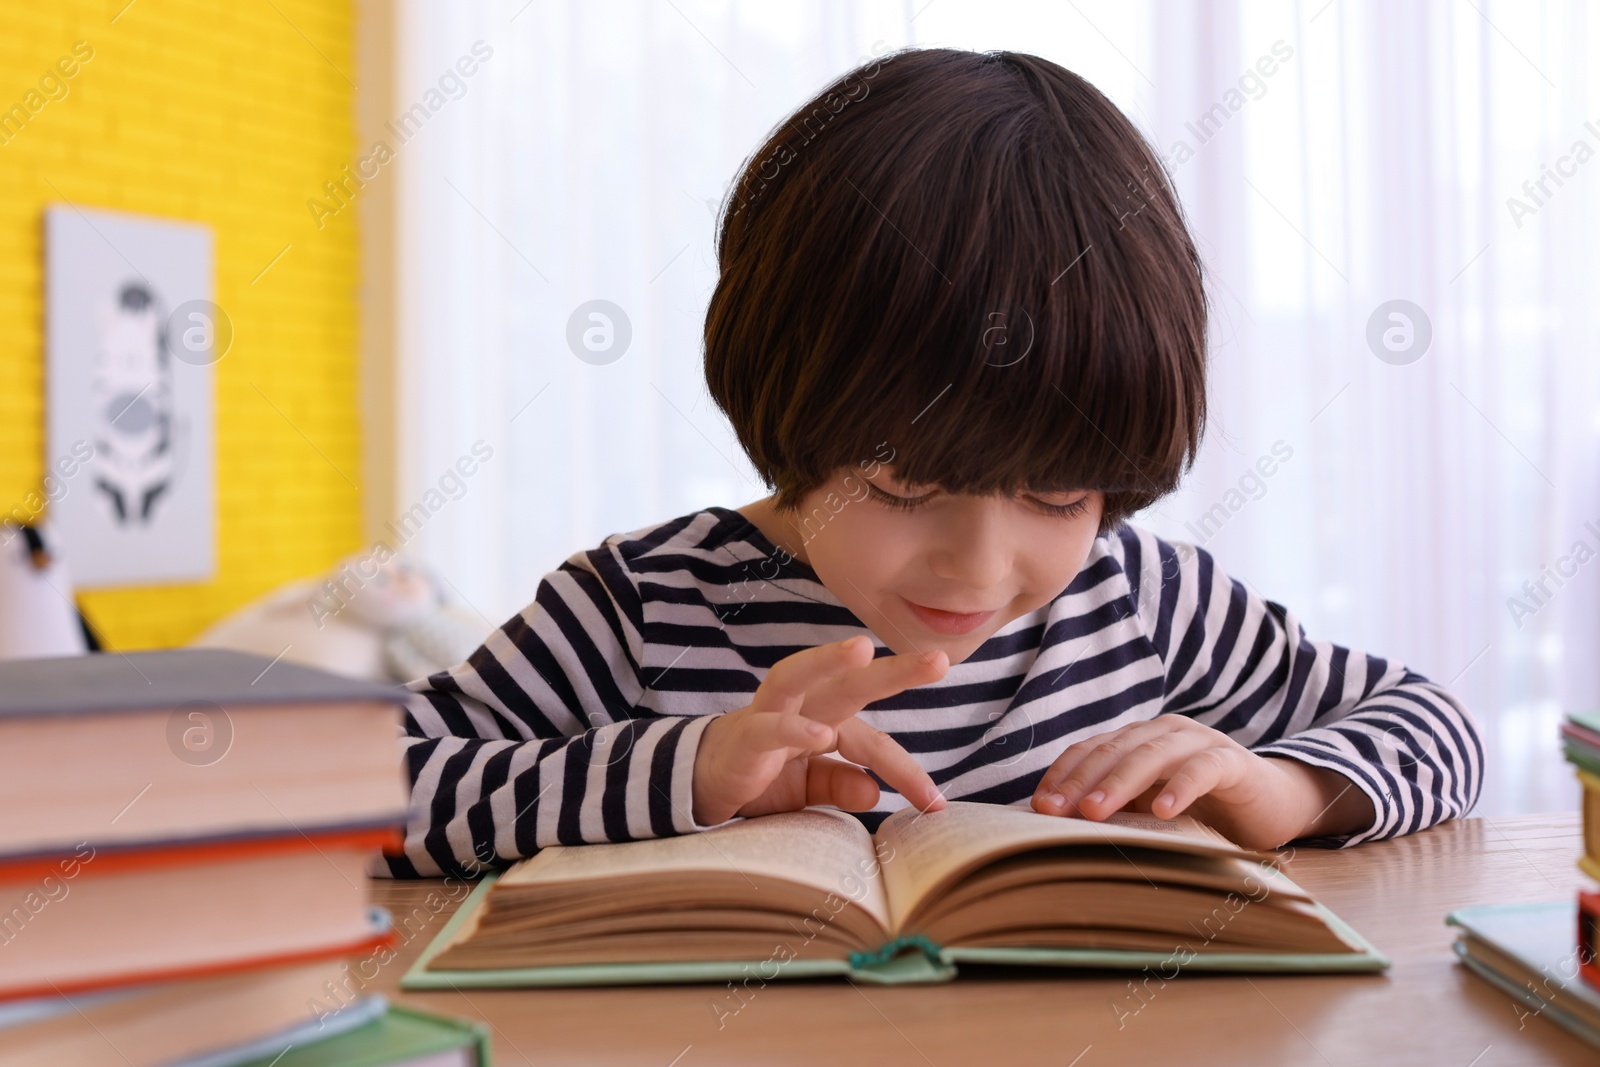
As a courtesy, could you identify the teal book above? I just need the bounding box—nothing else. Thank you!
[229,1002,491,1067]
[1561,713,1600,777]
[1447,902,1600,1049]
[404,801,1387,989]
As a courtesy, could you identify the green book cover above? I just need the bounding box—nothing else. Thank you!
[1563,741,1600,780]
[401,868,1389,991]
[230,1003,490,1067]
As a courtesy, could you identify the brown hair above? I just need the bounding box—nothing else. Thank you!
[703,47,1207,531]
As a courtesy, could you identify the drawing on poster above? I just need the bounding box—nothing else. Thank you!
[93,279,174,524]
[46,206,220,587]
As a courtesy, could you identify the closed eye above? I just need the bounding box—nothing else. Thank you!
[1025,494,1092,520]
[868,483,1092,520]
[866,484,936,511]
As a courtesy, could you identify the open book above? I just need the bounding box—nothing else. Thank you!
[404,801,1387,988]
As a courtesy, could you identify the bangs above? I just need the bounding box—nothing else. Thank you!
[705,48,1207,526]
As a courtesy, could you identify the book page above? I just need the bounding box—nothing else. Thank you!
[499,807,891,932]
[874,801,1258,932]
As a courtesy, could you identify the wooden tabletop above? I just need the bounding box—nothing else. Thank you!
[366,812,1593,1066]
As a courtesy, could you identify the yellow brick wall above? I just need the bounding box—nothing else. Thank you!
[0,0,362,649]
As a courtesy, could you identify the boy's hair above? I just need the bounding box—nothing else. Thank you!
[704,47,1207,531]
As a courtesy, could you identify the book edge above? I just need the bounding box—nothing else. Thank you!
[401,874,861,988]
[167,994,389,1067]
[938,867,1388,973]
[0,822,405,880]
[0,653,410,718]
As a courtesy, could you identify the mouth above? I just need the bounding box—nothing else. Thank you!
[902,597,998,636]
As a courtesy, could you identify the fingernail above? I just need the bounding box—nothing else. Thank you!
[1037,793,1065,810]
[806,720,828,738]
[1156,791,1175,811]
[1084,790,1106,806]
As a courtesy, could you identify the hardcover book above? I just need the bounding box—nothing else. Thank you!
[405,800,1387,988]
[0,648,409,861]
[1448,902,1600,1050]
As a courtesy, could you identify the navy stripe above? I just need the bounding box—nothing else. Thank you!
[566,558,642,678]
[648,718,689,834]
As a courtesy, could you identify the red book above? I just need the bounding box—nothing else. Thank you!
[1580,891,1600,990]
[0,827,401,1001]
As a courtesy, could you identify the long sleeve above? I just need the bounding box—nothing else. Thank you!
[1117,527,1483,847]
[380,545,724,878]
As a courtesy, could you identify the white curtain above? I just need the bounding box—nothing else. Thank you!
[386,0,1600,816]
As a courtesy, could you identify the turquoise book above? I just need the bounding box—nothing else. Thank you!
[404,801,1387,988]
[1448,902,1600,1050]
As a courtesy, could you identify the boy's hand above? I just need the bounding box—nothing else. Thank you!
[1029,716,1374,849]
[691,636,948,826]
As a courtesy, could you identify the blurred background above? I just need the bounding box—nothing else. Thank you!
[2,0,1596,818]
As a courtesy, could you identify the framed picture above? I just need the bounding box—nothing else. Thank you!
[44,206,218,586]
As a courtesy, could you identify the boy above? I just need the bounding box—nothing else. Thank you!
[384,47,1480,878]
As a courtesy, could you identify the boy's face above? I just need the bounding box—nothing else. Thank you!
[757,465,1105,665]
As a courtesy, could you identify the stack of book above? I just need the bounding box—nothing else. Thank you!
[0,649,488,1066]
[1563,713,1600,886]
[1563,712,1600,971]
[1444,711,1600,1049]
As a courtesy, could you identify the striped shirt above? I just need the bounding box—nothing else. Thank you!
[383,506,1483,878]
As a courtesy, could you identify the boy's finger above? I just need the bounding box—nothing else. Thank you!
[1031,725,1148,810]
[751,636,878,715]
[1031,734,1117,803]
[1071,732,1213,818]
[805,755,881,812]
[1150,749,1232,819]
[1030,726,1184,819]
[835,718,945,812]
[802,649,949,726]
[738,709,836,755]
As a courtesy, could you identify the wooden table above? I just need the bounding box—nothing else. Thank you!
[366,812,1593,1066]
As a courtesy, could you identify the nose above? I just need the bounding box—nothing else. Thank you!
[926,496,1013,589]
